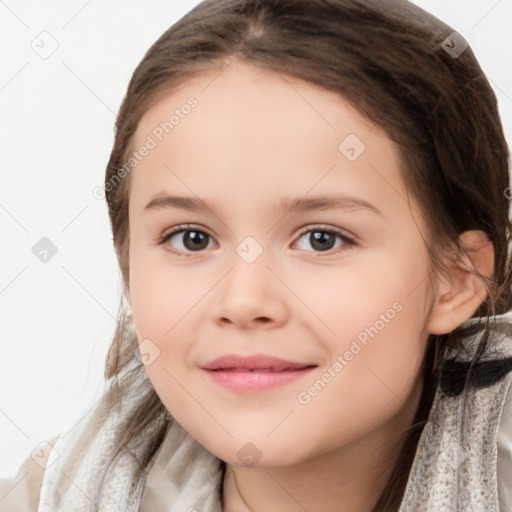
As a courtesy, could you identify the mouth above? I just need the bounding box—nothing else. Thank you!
[200,353,317,391]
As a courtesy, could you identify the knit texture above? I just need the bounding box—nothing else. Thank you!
[398,314,512,511]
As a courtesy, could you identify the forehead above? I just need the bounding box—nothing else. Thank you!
[133,60,382,149]
[128,60,413,221]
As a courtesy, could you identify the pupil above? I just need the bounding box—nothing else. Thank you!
[184,231,208,251]
[311,231,335,251]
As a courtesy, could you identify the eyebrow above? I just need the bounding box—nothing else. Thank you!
[144,194,384,217]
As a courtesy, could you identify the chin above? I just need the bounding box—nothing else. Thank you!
[204,437,309,469]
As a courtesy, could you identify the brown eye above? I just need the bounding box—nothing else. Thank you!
[159,225,216,255]
[294,226,356,254]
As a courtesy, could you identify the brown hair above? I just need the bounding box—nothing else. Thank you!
[103,0,512,509]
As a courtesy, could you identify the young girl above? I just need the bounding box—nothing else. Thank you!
[2,0,512,510]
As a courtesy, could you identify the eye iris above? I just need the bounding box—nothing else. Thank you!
[184,231,208,251]
[310,231,336,251]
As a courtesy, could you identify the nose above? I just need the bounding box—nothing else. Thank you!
[210,250,289,330]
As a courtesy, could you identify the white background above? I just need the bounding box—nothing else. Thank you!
[1,0,511,479]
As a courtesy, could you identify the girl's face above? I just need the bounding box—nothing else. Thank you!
[127,61,434,468]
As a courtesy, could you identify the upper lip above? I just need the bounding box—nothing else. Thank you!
[201,354,317,372]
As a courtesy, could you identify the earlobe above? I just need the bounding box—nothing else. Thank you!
[427,230,494,335]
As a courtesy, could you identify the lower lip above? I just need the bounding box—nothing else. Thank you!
[202,367,316,391]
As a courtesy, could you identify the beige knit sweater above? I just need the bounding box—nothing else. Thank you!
[1,312,512,511]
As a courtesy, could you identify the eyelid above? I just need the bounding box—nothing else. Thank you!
[295,223,357,244]
[159,223,214,244]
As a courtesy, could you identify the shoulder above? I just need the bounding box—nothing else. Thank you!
[497,376,512,509]
[0,435,60,512]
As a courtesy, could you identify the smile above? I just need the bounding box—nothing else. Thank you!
[200,353,318,391]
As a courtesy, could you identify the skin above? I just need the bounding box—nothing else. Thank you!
[126,60,494,511]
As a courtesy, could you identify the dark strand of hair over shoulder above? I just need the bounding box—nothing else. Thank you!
[102,1,512,510]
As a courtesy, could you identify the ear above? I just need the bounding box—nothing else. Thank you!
[427,230,494,335]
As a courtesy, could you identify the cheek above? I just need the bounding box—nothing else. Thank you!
[129,253,200,341]
[298,249,428,349]
[128,257,206,416]
[291,311,426,460]
[290,257,428,443]
[129,273,196,421]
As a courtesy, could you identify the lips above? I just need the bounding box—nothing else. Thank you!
[201,354,317,392]
[201,354,316,372]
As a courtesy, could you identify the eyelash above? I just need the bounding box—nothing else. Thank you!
[158,223,357,258]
